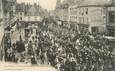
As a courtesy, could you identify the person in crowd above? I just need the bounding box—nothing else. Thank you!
[3,19,113,71]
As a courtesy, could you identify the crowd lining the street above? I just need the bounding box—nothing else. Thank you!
[3,20,113,71]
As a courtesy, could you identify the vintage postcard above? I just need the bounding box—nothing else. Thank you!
[0,0,115,71]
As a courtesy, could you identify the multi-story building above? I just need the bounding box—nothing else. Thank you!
[2,0,16,20]
[69,5,78,23]
[16,3,25,21]
[55,0,80,24]
[24,5,42,22]
[0,0,5,61]
[16,3,44,22]
[55,0,70,24]
[0,0,3,22]
[69,0,115,35]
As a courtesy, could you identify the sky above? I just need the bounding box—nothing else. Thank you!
[17,0,57,11]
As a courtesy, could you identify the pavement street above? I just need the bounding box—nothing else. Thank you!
[0,62,57,71]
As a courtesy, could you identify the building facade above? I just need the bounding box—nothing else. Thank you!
[0,0,5,61]
[16,3,44,22]
[3,0,16,19]
[106,6,115,36]
[55,0,70,23]
[16,3,25,21]
[69,0,115,35]
[24,5,42,22]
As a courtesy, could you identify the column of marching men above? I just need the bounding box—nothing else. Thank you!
[4,22,113,71]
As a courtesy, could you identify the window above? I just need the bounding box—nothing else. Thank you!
[79,8,81,14]
[92,27,98,33]
[109,11,115,23]
[28,16,30,21]
[76,16,77,19]
[79,17,81,23]
[86,18,89,24]
[108,29,115,36]
[82,8,84,15]
[83,17,84,24]
[103,16,106,24]
[35,16,37,21]
[103,8,106,14]
[70,16,72,21]
[86,8,88,15]
[20,12,22,15]
[20,17,22,21]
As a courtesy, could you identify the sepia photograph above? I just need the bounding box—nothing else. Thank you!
[0,0,115,71]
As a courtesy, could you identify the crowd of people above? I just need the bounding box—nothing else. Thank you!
[3,20,113,71]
